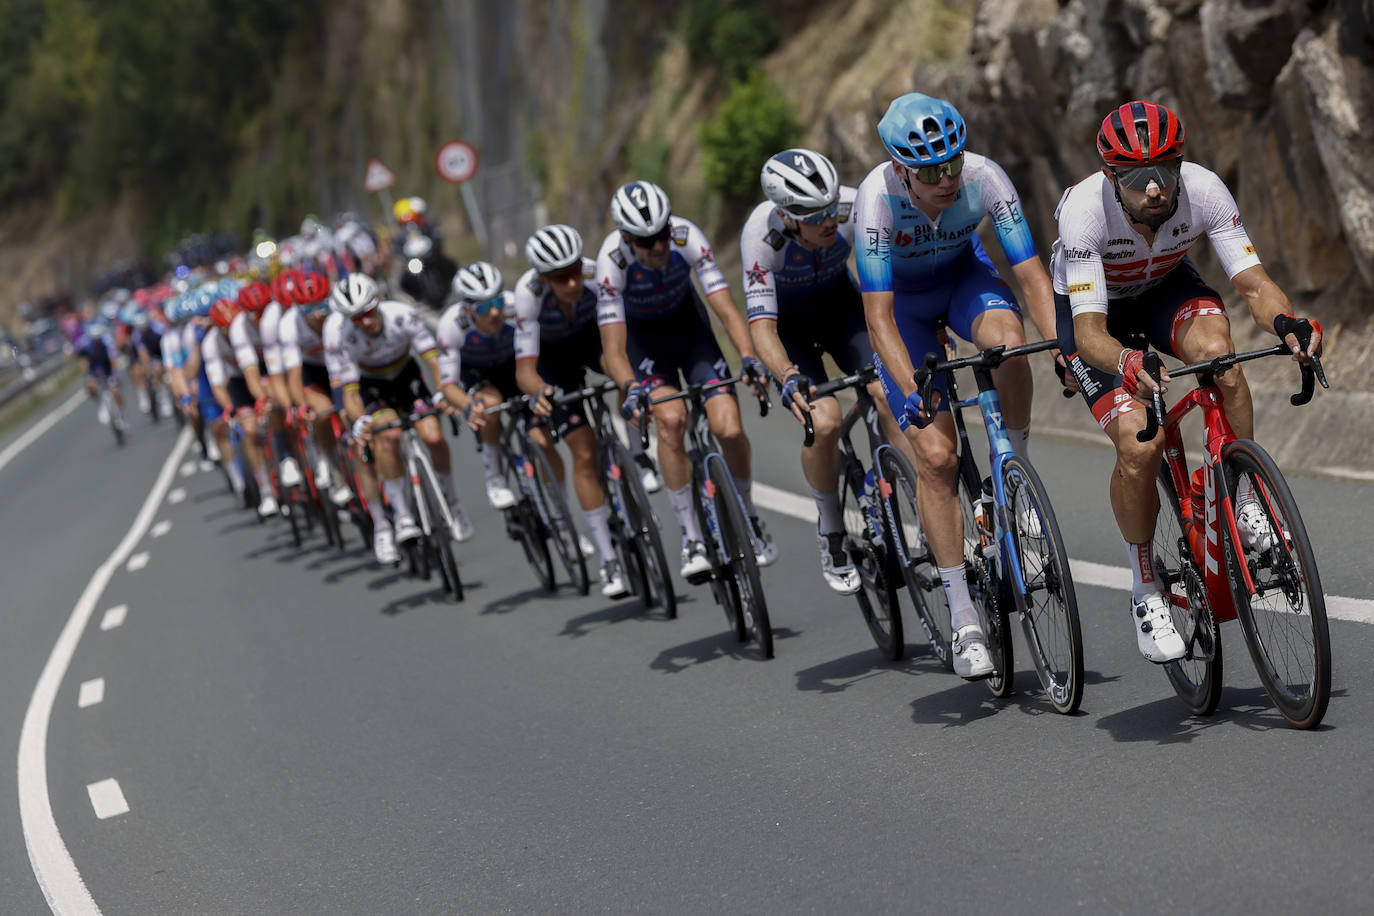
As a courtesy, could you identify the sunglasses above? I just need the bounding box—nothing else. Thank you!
[301,302,330,317]
[470,297,504,316]
[545,263,584,283]
[785,201,839,225]
[1112,159,1182,191]
[349,308,378,326]
[908,152,965,185]
[627,226,672,249]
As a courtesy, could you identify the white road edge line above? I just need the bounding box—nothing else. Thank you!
[84,780,129,821]
[752,481,1374,624]
[0,390,86,477]
[19,427,192,915]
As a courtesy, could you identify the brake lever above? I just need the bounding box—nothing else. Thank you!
[1134,352,1164,442]
[800,379,815,448]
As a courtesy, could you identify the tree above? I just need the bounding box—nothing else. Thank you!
[698,72,800,207]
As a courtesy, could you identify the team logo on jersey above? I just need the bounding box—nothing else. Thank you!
[1244,244,1255,255]
[1063,247,1094,260]
[792,251,806,263]
[671,225,689,246]
[697,245,715,266]
[1231,214,1243,228]
[610,249,627,270]
[1067,282,1094,294]
[1171,222,1191,237]
[991,199,1024,226]
[864,227,890,263]
[746,261,770,286]
[598,278,619,299]
[1107,238,1132,246]
[837,201,853,224]
[764,229,786,251]
[894,230,915,247]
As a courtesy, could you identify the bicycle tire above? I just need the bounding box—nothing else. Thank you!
[841,460,903,660]
[511,498,556,592]
[999,455,1084,714]
[707,455,772,658]
[1153,467,1224,715]
[418,475,464,602]
[609,440,676,618]
[1220,439,1330,729]
[878,447,951,669]
[285,496,302,548]
[957,458,1013,696]
[528,445,590,595]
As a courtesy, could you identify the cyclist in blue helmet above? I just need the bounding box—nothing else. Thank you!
[854,91,1064,679]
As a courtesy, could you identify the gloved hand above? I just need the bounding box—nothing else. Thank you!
[621,383,649,422]
[740,356,770,388]
[1119,348,1147,398]
[351,415,372,440]
[902,388,930,430]
[779,374,811,416]
[1273,313,1324,359]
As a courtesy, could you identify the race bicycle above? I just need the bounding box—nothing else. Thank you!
[1139,338,1331,728]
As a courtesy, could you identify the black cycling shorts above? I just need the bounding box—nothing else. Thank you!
[359,359,433,419]
[538,321,603,438]
[773,279,871,397]
[626,297,732,402]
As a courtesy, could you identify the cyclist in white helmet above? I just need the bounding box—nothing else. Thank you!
[596,179,778,581]
[744,148,913,595]
[325,272,474,566]
[514,225,629,598]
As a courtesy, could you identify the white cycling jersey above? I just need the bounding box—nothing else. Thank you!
[278,308,327,370]
[739,186,857,322]
[258,301,286,375]
[512,258,598,360]
[1051,162,1261,316]
[201,327,242,386]
[594,216,730,326]
[323,300,437,386]
[160,328,184,368]
[228,312,266,374]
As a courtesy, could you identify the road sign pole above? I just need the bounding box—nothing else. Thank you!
[459,182,489,255]
[375,188,394,224]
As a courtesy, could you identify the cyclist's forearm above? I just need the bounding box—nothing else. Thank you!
[286,368,307,407]
[212,385,234,413]
[1011,258,1059,343]
[1073,313,1129,375]
[243,366,266,402]
[441,382,471,413]
[342,386,366,422]
[748,319,795,382]
[863,291,917,396]
[598,324,635,389]
[706,288,755,360]
[515,359,547,397]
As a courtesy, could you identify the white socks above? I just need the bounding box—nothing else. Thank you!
[1125,537,1157,601]
[382,477,410,519]
[734,476,756,518]
[940,564,979,632]
[812,487,843,536]
[668,484,703,544]
[583,505,616,564]
[1008,424,1030,460]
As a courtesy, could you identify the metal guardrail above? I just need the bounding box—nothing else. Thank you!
[0,354,70,410]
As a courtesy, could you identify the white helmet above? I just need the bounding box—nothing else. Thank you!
[453,262,503,301]
[610,181,671,237]
[331,272,381,317]
[525,225,583,273]
[761,149,840,214]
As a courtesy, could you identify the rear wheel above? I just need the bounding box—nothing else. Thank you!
[1154,466,1223,716]
[957,461,1012,697]
[1221,440,1330,729]
[841,461,903,660]
[509,495,555,592]
[1000,455,1083,714]
[707,455,772,658]
[529,445,590,596]
[421,478,464,602]
[284,494,302,547]
[878,446,951,669]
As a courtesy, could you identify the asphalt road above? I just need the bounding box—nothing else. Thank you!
[4,382,1373,914]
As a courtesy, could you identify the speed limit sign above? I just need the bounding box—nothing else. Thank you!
[435,139,479,184]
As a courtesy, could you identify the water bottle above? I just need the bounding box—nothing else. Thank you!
[861,468,880,541]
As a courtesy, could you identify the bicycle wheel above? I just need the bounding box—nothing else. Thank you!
[528,445,590,596]
[878,446,952,669]
[957,460,1012,696]
[509,496,556,592]
[284,494,302,547]
[1220,440,1330,729]
[1152,467,1223,716]
[609,441,676,618]
[707,455,772,658]
[1000,455,1084,714]
[419,475,464,602]
[840,461,903,660]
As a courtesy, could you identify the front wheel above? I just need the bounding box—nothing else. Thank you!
[957,461,1012,697]
[999,455,1084,714]
[1221,440,1330,729]
[609,441,676,618]
[529,445,590,596]
[878,446,951,669]
[841,460,903,660]
[707,455,772,658]
[1154,466,1223,717]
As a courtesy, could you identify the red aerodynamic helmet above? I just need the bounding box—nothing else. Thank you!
[271,268,306,307]
[238,280,272,313]
[210,297,241,329]
[1097,100,1185,166]
[296,271,331,305]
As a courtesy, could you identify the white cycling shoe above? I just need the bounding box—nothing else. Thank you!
[635,454,663,494]
[1131,593,1186,663]
[373,527,399,565]
[257,495,279,518]
[1236,497,1278,554]
[600,559,630,598]
[952,625,994,679]
[485,477,516,510]
[448,501,474,543]
[579,533,596,558]
[680,540,711,579]
[818,531,860,595]
[751,516,779,567]
[393,514,422,543]
[279,457,302,488]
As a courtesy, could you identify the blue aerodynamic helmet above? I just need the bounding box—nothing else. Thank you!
[877,93,967,166]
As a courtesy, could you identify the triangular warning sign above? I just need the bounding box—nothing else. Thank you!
[363,158,397,193]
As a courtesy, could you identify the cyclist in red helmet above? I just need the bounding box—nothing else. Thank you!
[1052,99,1324,664]
[203,296,276,516]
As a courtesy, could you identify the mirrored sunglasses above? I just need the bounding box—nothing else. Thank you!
[785,201,839,225]
[628,226,672,249]
[470,297,504,316]
[1113,159,1182,191]
[910,151,965,185]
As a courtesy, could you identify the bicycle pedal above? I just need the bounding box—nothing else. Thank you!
[685,568,713,586]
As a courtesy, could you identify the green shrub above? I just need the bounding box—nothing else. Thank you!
[698,72,800,206]
[709,7,778,84]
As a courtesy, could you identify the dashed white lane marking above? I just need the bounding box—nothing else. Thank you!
[0,389,86,477]
[20,427,192,915]
[77,679,105,709]
[150,519,172,538]
[753,482,1374,625]
[167,487,186,504]
[99,605,127,631]
[125,552,149,572]
[85,780,129,820]
[179,461,195,478]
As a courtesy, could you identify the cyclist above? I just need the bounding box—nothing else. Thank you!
[855,92,1060,678]
[204,296,276,516]
[515,225,630,599]
[179,290,239,485]
[1053,99,1323,663]
[744,148,912,594]
[596,180,776,580]
[326,273,473,565]
[230,277,303,492]
[75,314,125,426]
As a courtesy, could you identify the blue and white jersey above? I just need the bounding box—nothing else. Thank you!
[740,186,858,322]
[594,216,730,325]
[853,153,1038,295]
[512,259,599,360]
[436,302,517,386]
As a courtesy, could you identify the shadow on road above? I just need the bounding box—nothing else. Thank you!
[558,598,677,637]
[1094,685,1342,743]
[649,627,800,673]
[480,584,554,616]
[380,587,461,616]
[794,646,944,695]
